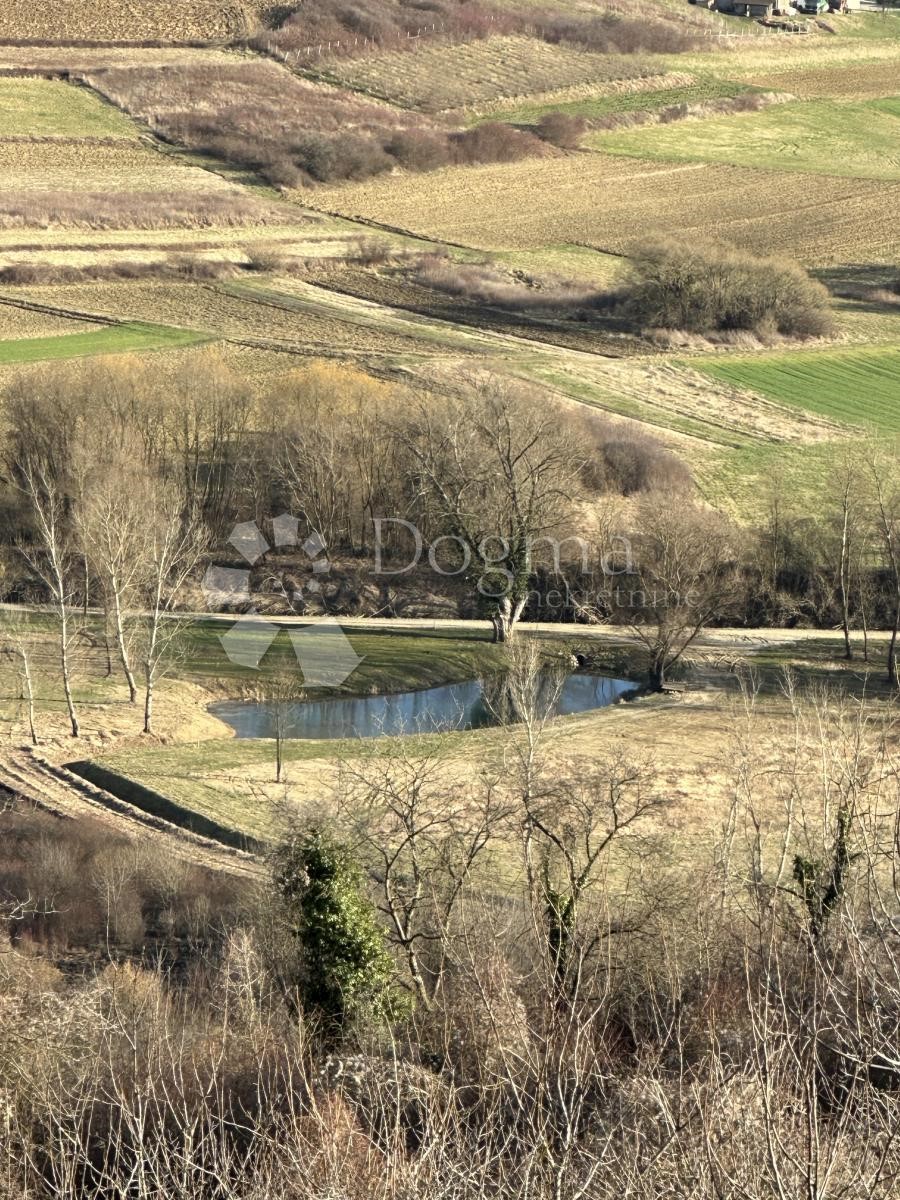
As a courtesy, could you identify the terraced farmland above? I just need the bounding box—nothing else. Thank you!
[0,137,280,230]
[323,35,661,112]
[313,153,900,265]
[469,72,743,125]
[0,0,256,42]
[0,278,472,358]
[744,59,900,100]
[694,346,900,433]
[0,302,100,338]
[0,140,238,194]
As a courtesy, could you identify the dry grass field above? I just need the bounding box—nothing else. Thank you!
[312,152,900,265]
[744,59,900,99]
[0,302,101,338]
[0,0,257,42]
[323,35,662,112]
[0,278,468,358]
[0,138,282,230]
[0,140,235,194]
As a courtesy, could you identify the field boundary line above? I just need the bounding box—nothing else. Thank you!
[0,293,122,327]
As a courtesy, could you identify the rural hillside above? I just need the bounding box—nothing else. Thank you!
[1,2,899,1197]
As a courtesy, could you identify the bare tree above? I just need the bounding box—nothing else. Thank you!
[868,448,900,686]
[338,741,506,1009]
[0,615,38,745]
[138,481,208,735]
[254,666,304,783]
[621,496,736,691]
[397,378,583,642]
[16,460,80,737]
[76,457,151,704]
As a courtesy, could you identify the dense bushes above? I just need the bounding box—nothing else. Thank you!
[86,62,548,188]
[257,0,522,54]
[583,426,693,496]
[626,238,835,339]
[3,704,900,1199]
[0,255,236,285]
[0,805,247,954]
[534,111,587,149]
[258,0,701,59]
[537,9,701,55]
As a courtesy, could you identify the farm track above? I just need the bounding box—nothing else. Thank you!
[0,747,263,878]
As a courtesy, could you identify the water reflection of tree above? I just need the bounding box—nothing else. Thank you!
[480,649,567,728]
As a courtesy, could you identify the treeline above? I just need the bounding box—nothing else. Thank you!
[3,355,900,721]
[0,359,690,675]
[2,680,899,1197]
[1,350,900,696]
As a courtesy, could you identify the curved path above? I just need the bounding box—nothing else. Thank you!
[0,746,263,880]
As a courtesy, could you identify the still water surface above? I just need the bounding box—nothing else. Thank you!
[210,672,636,741]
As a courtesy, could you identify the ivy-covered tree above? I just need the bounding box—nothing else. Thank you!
[272,827,397,1031]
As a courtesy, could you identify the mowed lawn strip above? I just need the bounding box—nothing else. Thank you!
[692,346,900,432]
[0,321,211,364]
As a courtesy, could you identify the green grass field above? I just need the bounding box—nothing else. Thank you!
[0,321,210,364]
[0,77,137,139]
[592,98,900,181]
[179,621,508,696]
[693,345,900,433]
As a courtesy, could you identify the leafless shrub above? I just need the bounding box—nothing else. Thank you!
[383,127,452,172]
[259,0,524,55]
[591,109,651,131]
[576,413,693,495]
[538,9,702,55]
[592,91,782,133]
[83,61,544,186]
[349,235,395,266]
[244,241,293,273]
[450,121,549,166]
[534,110,588,149]
[413,254,604,316]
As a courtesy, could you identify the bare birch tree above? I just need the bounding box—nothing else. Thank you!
[868,448,900,686]
[16,460,80,737]
[76,459,151,704]
[0,614,38,745]
[138,481,208,735]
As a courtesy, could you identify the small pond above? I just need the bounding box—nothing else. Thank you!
[210,672,637,741]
